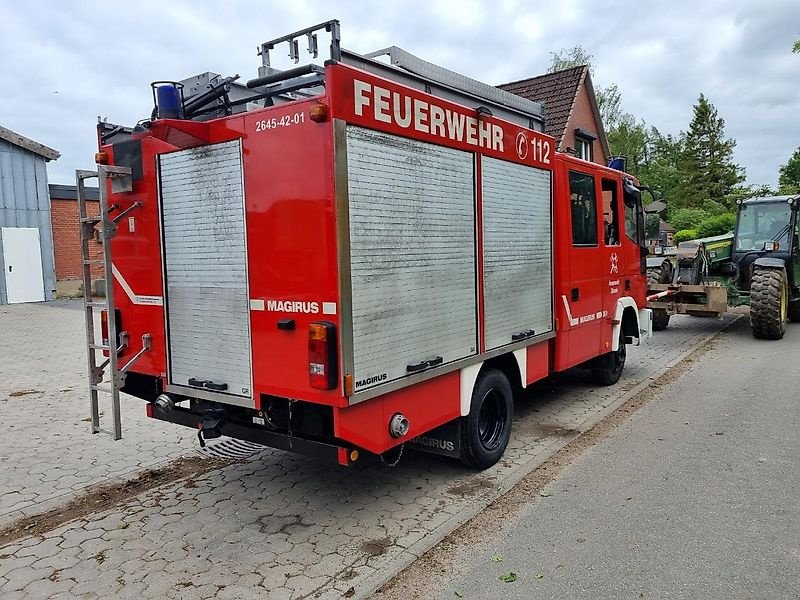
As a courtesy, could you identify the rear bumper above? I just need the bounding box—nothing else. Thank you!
[147,404,356,466]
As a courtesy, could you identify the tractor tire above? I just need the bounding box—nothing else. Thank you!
[592,328,627,386]
[459,370,513,470]
[648,262,672,285]
[788,300,800,323]
[749,267,787,340]
[652,309,671,331]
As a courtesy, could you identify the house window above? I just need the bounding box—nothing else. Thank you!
[573,128,597,162]
[575,137,593,161]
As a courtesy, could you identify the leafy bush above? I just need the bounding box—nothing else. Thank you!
[701,199,728,216]
[668,208,708,232]
[695,213,736,237]
[674,229,698,244]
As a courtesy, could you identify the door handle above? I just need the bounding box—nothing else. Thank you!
[571,288,579,301]
[7,265,11,272]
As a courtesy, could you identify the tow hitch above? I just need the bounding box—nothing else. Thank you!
[197,409,225,448]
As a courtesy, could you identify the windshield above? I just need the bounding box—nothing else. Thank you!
[735,202,792,251]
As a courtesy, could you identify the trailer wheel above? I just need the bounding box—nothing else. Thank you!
[648,261,672,285]
[459,370,513,470]
[750,267,787,340]
[652,309,671,331]
[592,329,627,386]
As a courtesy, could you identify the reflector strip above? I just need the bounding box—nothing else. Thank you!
[112,264,163,306]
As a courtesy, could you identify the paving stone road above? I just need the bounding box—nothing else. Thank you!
[0,300,734,599]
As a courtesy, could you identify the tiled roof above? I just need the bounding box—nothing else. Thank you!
[497,65,587,148]
[0,125,60,161]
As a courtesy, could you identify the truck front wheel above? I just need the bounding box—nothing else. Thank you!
[592,329,627,386]
[750,267,787,340]
[460,370,513,470]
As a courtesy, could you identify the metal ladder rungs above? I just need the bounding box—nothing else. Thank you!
[78,164,134,442]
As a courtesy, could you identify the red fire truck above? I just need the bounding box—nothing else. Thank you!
[77,21,652,469]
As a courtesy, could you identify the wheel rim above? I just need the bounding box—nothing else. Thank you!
[781,281,788,322]
[477,389,507,451]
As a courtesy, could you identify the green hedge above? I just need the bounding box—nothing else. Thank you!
[674,229,698,244]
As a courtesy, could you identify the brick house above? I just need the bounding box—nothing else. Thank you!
[498,65,610,165]
[49,183,102,297]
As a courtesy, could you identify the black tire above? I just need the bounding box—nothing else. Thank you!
[788,299,800,323]
[652,309,671,331]
[459,370,513,469]
[592,328,627,386]
[648,262,672,285]
[750,267,787,340]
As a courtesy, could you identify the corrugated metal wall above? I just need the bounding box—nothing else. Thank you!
[0,139,56,304]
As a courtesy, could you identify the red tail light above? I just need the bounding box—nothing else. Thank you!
[100,308,122,357]
[308,321,337,390]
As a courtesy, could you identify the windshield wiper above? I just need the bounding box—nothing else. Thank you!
[771,224,791,241]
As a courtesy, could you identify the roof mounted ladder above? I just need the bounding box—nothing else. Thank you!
[76,166,151,440]
[340,45,545,130]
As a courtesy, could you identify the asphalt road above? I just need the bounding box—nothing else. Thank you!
[432,317,800,600]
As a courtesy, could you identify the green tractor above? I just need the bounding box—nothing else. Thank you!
[647,194,800,339]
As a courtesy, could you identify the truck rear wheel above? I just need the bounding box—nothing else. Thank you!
[750,267,787,340]
[592,329,626,386]
[460,370,513,470]
[652,309,671,331]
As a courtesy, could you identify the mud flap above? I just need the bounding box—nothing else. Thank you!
[407,419,461,459]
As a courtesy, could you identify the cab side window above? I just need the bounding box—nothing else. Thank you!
[624,201,637,242]
[601,179,620,246]
[569,171,597,246]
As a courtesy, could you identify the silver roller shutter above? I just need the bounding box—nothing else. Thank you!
[345,126,477,393]
[159,140,252,400]
[481,156,553,350]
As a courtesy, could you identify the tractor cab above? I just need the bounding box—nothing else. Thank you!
[731,195,800,337]
[732,196,800,293]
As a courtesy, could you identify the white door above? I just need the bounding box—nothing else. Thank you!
[2,227,45,304]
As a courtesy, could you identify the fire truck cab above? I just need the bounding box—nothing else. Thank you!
[79,21,651,469]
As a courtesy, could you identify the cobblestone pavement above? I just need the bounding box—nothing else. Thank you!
[0,301,735,599]
[0,300,199,525]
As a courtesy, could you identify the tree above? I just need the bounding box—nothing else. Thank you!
[794,39,800,53]
[547,46,594,73]
[778,147,800,193]
[547,46,620,130]
[675,94,744,209]
[638,128,685,210]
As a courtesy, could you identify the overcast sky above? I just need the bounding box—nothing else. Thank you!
[1,1,797,187]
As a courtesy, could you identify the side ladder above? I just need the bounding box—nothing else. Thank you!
[76,165,150,440]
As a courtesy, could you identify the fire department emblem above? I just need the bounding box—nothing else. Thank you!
[515,132,528,160]
[610,252,619,274]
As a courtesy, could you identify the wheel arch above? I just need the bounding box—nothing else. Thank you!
[459,351,523,416]
[611,296,640,351]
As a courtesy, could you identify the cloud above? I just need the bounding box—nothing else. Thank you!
[1,0,796,187]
